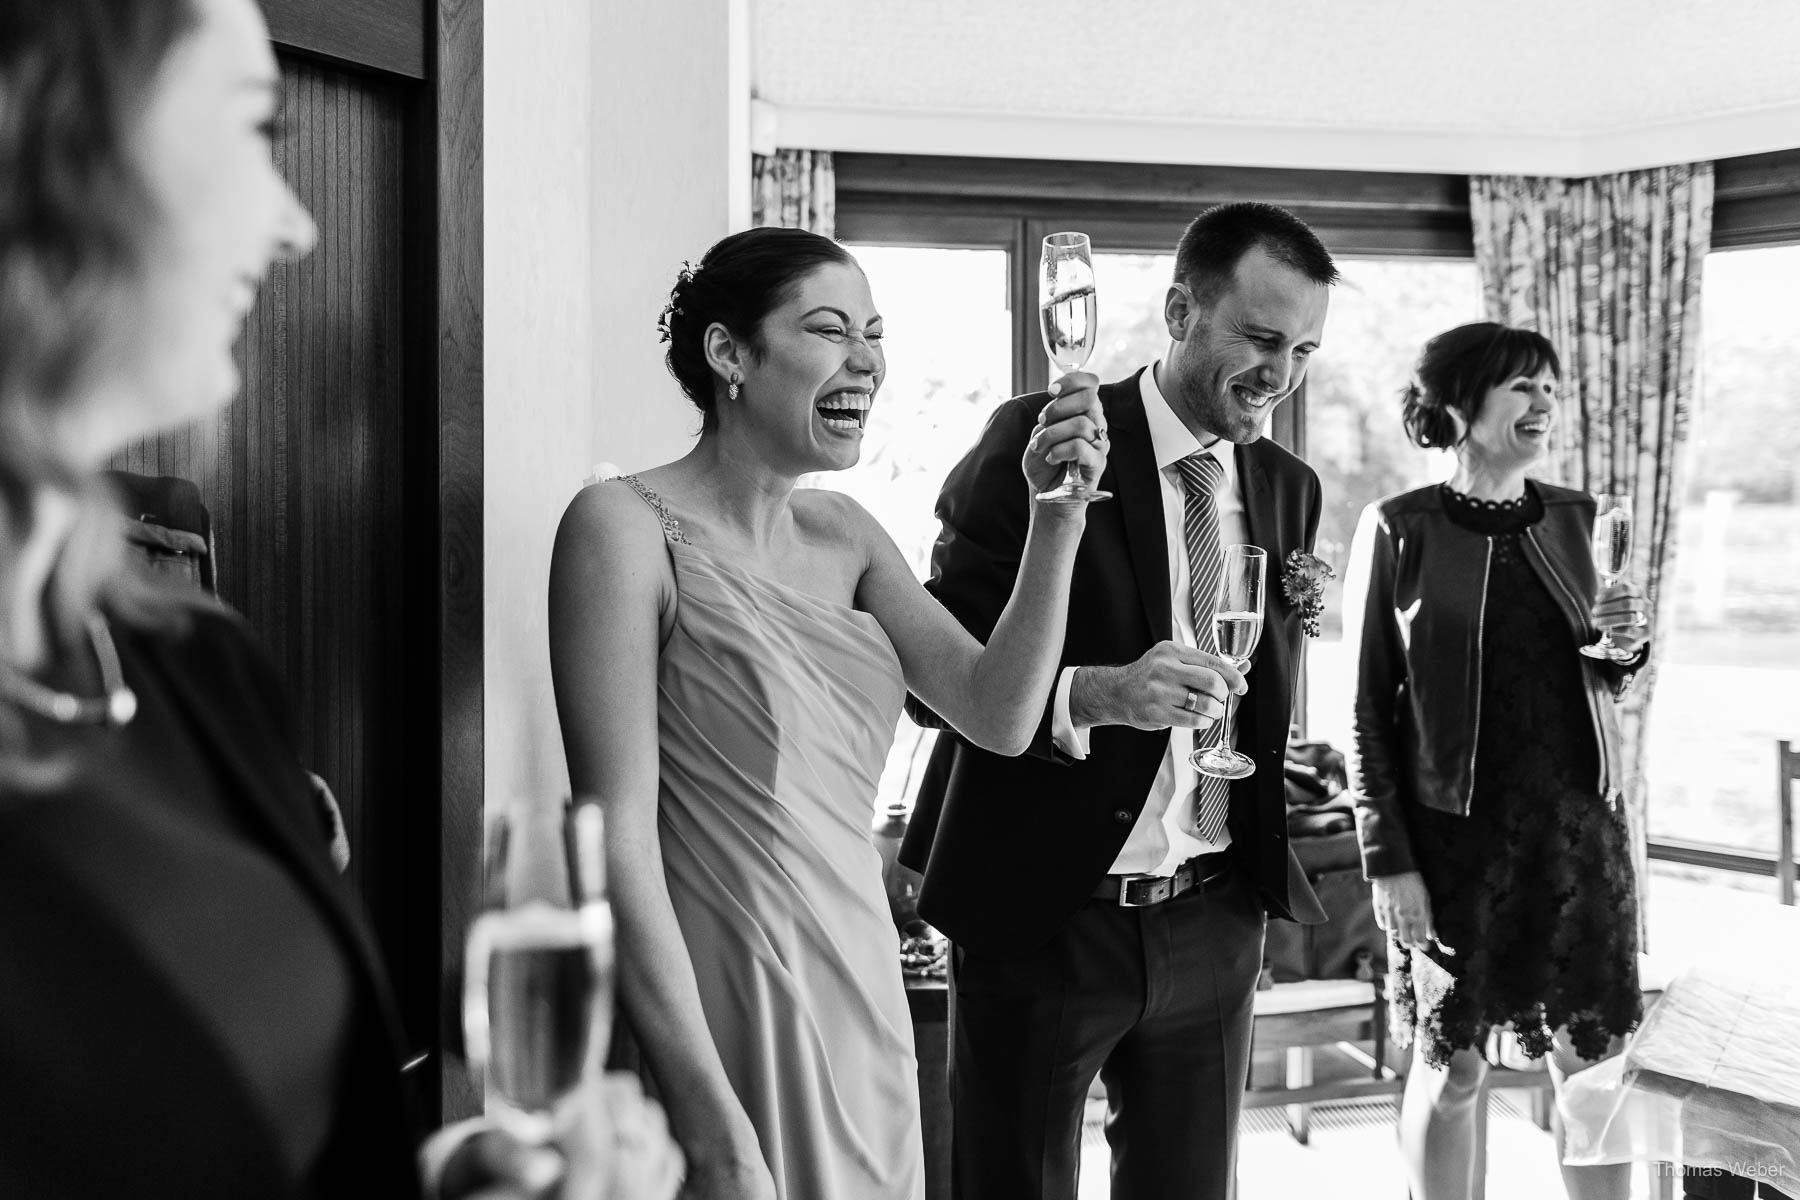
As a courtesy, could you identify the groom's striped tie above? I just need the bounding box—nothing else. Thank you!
[1177,451,1233,845]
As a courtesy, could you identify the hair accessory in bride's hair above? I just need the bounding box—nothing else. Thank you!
[657,260,701,343]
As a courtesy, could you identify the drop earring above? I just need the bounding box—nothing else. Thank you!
[728,374,741,402]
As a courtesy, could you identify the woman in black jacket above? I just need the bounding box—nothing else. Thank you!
[1347,322,1650,1200]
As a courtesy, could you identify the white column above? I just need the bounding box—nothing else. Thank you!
[593,0,751,475]
[483,0,751,820]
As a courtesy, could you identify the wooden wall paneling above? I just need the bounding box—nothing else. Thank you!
[268,0,486,1122]
[1021,218,1051,397]
[836,154,1471,211]
[1713,193,1800,249]
[842,145,1800,262]
[262,0,426,79]
[428,0,485,1121]
[1008,220,1033,399]
[835,210,1018,249]
[837,153,1477,258]
[1713,147,1800,248]
[110,0,487,1128]
[106,42,429,1101]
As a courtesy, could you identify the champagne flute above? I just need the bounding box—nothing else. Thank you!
[463,801,616,1144]
[1192,545,1266,779]
[1036,232,1111,503]
[1580,492,1639,662]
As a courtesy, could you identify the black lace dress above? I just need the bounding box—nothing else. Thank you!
[1391,484,1641,1068]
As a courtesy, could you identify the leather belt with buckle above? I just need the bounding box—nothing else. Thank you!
[1093,851,1231,907]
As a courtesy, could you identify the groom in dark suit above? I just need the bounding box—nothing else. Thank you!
[901,202,1338,1200]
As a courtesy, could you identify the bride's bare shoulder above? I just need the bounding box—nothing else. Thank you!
[792,486,884,545]
[556,476,679,564]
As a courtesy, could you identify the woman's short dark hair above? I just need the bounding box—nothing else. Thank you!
[1400,321,1561,449]
[658,227,857,431]
[1172,201,1340,307]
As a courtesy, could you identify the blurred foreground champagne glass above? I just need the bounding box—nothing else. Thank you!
[463,801,615,1144]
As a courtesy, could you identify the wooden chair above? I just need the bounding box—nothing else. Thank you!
[103,470,218,596]
[1779,739,1797,906]
[1244,976,1400,1143]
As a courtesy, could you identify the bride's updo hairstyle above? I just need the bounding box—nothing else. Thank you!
[1400,321,1561,449]
[658,227,856,432]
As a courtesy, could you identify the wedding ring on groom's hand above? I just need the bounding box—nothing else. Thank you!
[1184,688,1200,714]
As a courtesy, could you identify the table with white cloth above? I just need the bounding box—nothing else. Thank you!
[1561,908,1800,1198]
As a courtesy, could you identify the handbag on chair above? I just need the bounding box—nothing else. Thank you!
[1265,739,1389,984]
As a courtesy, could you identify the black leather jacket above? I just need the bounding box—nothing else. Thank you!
[1349,481,1643,879]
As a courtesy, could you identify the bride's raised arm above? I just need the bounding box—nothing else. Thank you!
[851,377,1106,756]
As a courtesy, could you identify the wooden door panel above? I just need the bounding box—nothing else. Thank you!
[112,0,483,1119]
[108,53,411,979]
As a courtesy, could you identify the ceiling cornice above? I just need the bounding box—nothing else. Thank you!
[753,98,1800,179]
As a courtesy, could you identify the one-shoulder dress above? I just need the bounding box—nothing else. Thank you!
[620,476,924,1200]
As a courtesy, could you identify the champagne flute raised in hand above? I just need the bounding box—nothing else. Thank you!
[1580,492,1638,662]
[463,802,616,1145]
[1036,232,1110,503]
[1192,545,1266,779]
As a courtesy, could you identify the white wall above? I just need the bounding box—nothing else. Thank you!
[483,2,747,824]
[594,0,750,472]
[485,0,597,817]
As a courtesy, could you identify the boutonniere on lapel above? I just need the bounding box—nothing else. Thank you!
[1281,550,1335,638]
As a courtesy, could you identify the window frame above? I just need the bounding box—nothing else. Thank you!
[838,153,1477,441]
[840,148,1800,881]
[1645,148,1800,885]
[838,153,1479,735]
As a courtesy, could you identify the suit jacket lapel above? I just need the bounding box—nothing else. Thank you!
[1237,440,1276,562]
[1107,371,1173,643]
[1236,441,1293,723]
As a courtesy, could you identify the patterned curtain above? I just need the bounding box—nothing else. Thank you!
[752,149,835,236]
[1470,164,1713,932]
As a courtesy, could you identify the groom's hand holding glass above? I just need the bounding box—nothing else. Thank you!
[1067,640,1246,734]
[1022,370,1110,503]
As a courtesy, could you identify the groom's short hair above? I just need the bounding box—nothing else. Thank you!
[1174,202,1339,309]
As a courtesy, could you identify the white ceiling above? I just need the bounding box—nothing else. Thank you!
[750,0,1800,174]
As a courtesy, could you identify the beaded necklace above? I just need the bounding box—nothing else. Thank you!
[0,617,138,726]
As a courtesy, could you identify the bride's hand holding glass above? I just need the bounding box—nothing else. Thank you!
[1036,231,1111,503]
[1022,371,1109,503]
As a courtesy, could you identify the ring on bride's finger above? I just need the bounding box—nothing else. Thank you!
[1183,688,1200,714]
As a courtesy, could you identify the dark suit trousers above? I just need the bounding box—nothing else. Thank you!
[947,861,1266,1200]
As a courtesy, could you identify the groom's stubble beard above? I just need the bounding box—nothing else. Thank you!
[1167,316,1242,446]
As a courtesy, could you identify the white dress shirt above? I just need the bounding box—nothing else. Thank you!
[1051,363,1249,875]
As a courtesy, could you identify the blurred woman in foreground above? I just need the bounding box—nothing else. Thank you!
[0,1,676,1195]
